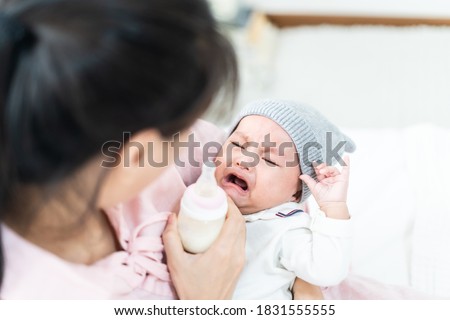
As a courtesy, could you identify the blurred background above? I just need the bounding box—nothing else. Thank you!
[208,0,450,128]
[206,0,450,299]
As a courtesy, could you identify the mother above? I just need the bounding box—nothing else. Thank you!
[0,0,245,299]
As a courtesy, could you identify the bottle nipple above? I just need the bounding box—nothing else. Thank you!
[194,162,218,197]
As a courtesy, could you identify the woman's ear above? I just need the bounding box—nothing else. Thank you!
[97,128,173,209]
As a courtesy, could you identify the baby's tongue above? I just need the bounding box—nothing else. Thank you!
[234,177,247,190]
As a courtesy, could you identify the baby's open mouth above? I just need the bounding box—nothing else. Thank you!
[226,174,248,191]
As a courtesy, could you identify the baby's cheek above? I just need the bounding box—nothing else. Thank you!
[213,148,227,168]
[287,174,301,196]
[214,163,224,183]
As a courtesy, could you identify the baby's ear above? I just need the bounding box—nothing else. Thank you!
[292,189,302,202]
[291,176,302,202]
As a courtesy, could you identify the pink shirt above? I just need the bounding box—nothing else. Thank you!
[0,120,225,299]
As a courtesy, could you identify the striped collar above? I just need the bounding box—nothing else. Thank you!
[244,202,304,222]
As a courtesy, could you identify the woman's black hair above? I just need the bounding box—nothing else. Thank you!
[0,0,238,287]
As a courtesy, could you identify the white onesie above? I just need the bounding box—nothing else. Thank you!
[233,202,353,300]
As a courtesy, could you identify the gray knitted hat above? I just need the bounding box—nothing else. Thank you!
[230,99,356,203]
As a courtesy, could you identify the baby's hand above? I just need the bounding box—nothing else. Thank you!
[300,155,350,219]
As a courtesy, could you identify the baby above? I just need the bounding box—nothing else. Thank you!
[214,99,356,299]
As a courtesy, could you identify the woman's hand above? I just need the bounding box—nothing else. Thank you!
[292,277,324,300]
[163,197,246,299]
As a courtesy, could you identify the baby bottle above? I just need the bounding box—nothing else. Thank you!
[178,162,228,253]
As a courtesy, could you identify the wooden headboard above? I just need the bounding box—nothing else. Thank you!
[265,13,450,28]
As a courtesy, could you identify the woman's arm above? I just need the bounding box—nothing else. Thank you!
[163,197,246,299]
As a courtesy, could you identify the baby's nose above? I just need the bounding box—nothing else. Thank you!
[235,154,256,170]
[236,160,249,170]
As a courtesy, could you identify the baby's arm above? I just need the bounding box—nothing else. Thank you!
[281,156,352,286]
[280,215,352,286]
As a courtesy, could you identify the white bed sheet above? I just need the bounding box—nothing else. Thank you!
[306,125,450,297]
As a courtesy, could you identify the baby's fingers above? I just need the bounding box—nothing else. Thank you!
[341,155,350,179]
[318,166,340,178]
[313,162,326,180]
[313,161,326,171]
[300,174,317,192]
